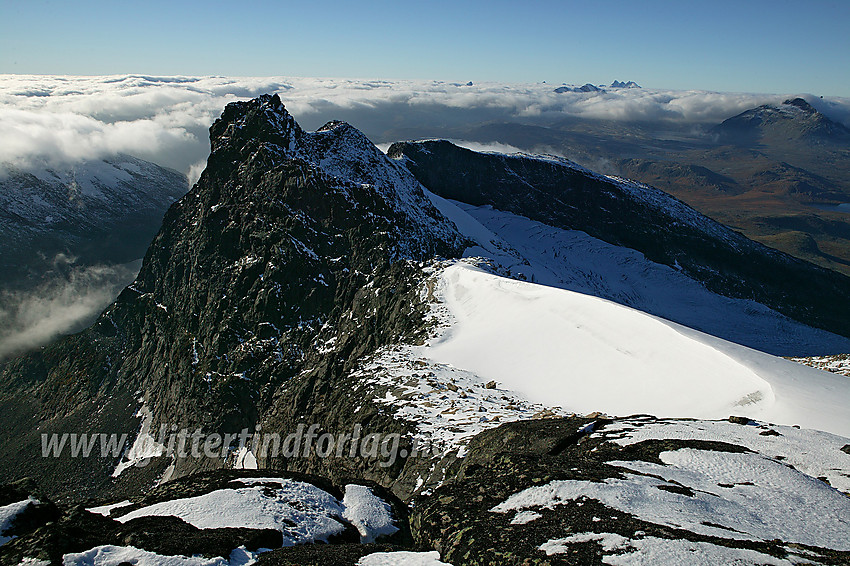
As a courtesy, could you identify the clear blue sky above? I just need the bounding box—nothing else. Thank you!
[2,0,848,96]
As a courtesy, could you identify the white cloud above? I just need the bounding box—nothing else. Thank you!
[447,140,526,154]
[2,74,848,178]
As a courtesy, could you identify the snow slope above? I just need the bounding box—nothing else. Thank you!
[426,191,850,357]
[425,262,850,436]
[353,194,850,459]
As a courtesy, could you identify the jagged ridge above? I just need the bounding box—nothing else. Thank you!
[0,95,464,500]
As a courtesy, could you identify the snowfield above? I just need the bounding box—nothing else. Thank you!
[426,262,850,436]
[427,191,850,357]
[357,188,850,445]
[359,258,850,460]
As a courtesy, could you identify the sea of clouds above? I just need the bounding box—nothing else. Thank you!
[4,74,850,184]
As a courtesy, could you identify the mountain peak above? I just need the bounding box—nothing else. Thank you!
[782,97,817,113]
[712,96,850,146]
[610,80,641,89]
[209,93,302,154]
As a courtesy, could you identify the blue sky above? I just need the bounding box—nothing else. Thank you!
[1,0,848,96]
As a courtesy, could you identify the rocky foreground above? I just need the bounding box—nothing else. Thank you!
[2,415,850,565]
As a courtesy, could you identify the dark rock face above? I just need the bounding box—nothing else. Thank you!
[389,139,850,339]
[255,543,411,566]
[0,94,463,501]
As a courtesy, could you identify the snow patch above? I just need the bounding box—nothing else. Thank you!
[341,484,399,543]
[85,500,133,517]
[356,551,452,566]
[61,545,259,566]
[112,405,165,477]
[0,497,37,545]
[115,480,346,546]
[540,533,796,565]
[596,417,850,494]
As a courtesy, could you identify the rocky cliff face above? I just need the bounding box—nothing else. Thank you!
[388,139,850,339]
[0,94,464,501]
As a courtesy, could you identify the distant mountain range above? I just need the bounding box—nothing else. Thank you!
[553,80,641,94]
[554,83,604,94]
[609,80,641,88]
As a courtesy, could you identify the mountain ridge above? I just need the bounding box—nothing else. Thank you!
[389,139,850,339]
[0,155,188,291]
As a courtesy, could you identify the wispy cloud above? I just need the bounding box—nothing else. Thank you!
[2,74,849,178]
[0,260,140,359]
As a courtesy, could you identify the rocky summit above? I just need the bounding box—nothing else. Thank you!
[1,94,849,565]
[712,97,850,146]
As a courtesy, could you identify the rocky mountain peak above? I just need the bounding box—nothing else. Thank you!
[201,95,464,261]
[782,97,817,113]
[209,93,302,155]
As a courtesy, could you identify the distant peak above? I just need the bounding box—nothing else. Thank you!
[610,80,641,89]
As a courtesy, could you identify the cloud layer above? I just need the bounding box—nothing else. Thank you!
[3,74,850,179]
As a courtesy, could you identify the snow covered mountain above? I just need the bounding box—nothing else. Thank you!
[610,80,641,89]
[0,156,187,290]
[554,83,605,94]
[1,95,849,565]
